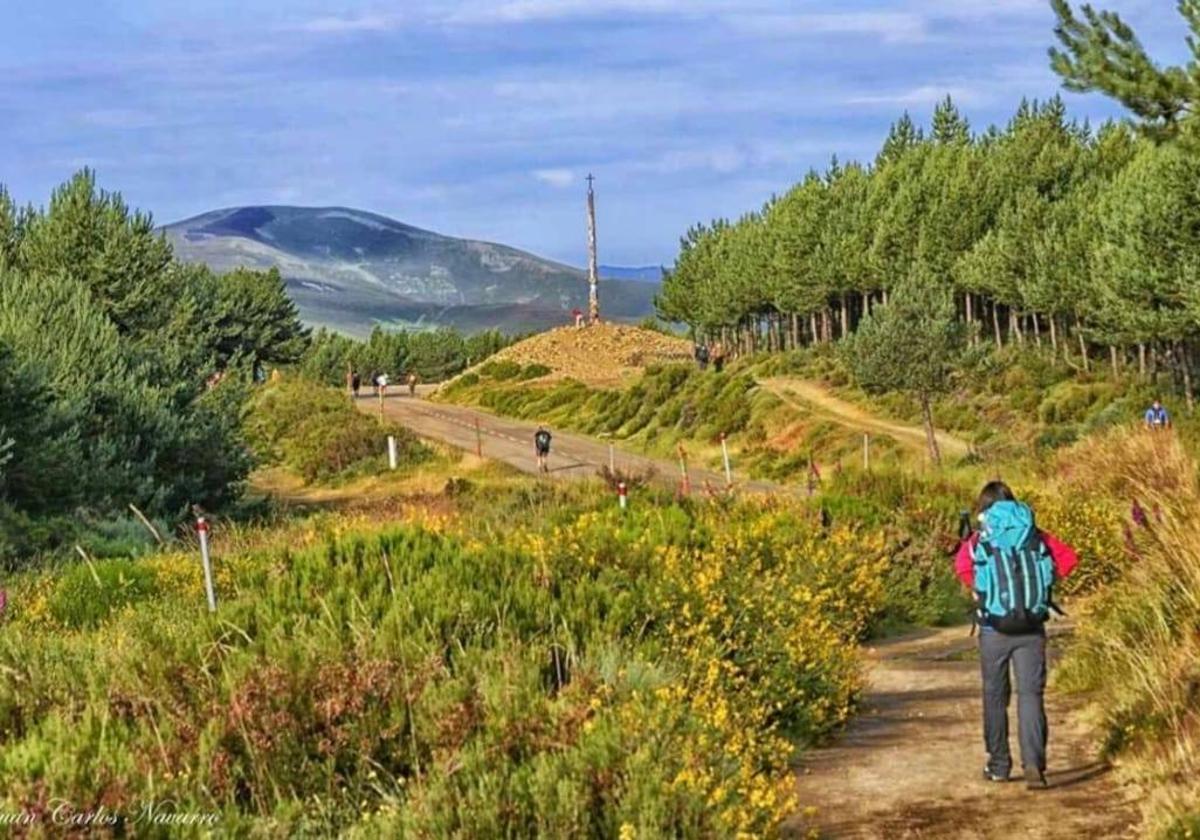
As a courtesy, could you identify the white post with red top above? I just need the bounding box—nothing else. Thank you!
[197,517,217,613]
[388,435,398,470]
[720,433,732,486]
[617,481,628,511]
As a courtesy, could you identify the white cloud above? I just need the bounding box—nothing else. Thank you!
[444,0,699,24]
[296,14,399,34]
[848,84,982,107]
[81,109,160,129]
[533,168,575,187]
[728,12,929,44]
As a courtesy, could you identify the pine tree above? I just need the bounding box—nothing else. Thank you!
[931,96,971,145]
[1049,0,1199,144]
[877,113,924,166]
[841,274,965,464]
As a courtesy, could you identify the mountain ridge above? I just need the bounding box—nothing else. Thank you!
[162,205,658,337]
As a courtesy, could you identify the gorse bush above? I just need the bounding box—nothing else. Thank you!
[246,378,430,481]
[0,484,895,837]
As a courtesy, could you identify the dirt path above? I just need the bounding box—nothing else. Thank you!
[760,378,971,460]
[359,390,781,495]
[786,624,1139,839]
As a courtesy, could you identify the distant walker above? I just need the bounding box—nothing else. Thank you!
[1144,399,1171,430]
[534,426,553,473]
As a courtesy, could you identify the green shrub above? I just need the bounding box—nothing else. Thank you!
[478,359,523,381]
[48,558,158,629]
[518,363,552,380]
[248,378,430,481]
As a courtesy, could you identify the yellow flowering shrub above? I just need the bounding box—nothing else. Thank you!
[0,482,899,838]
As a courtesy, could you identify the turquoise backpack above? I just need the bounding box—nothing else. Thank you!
[972,501,1056,634]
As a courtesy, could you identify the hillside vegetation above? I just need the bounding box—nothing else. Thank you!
[0,450,910,837]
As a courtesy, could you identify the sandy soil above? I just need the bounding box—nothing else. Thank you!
[760,378,971,460]
[786,624,1139,839]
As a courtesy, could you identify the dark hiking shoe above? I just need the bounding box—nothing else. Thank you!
[1024,767,1048,790]
[982,767,1010,783]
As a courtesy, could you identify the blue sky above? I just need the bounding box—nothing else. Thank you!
[0,1,1186,267]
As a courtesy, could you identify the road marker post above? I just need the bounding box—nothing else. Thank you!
[677,443,691,496]
[197,517,217,613]
[618,481,628,511]
[720,433,732,486]
[388,435,398,470]
[863,433,870,471]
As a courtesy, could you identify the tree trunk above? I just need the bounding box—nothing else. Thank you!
[965,293,975,345]
[862,291,871,320]
[810,313,820,345]
[1138,343,1147,378]
[821,310,832,343]
[1048,315,1058,355]
[992,303,1003,349]
[1076,328,1089,372]
[920,395,942,466]
[1032,313,1042,348]
[840,295,849,339]
[1110,345,1120,379]
[1181,341,1195,415]
[1011,310,1024,346]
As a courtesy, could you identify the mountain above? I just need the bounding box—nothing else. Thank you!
[601,265,665,283]
[162,206,659,337]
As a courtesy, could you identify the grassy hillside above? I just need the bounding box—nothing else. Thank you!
[439,342,1192,486]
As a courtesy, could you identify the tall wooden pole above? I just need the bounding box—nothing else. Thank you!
[586,173,600,324]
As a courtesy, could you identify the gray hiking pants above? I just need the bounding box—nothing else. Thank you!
[979,629,1047,776]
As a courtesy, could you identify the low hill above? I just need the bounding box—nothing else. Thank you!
[162,206,659,337]
[469,323,692,385]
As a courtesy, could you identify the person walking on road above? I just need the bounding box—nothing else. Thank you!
[408,371,419,397]
[351,370,361,399]
[375,372,389,398]
[955,481,1078,790]
[534,425,553,473]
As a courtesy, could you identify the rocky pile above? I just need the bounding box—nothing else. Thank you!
[484,324,692,385]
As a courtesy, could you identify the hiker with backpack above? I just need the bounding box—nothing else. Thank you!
[955,481,1078,790]
[534,426,552,473]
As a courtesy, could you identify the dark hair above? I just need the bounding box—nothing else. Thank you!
[976,480,1015,514]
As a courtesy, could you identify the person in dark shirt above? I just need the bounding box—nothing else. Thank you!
[534,426,552,473]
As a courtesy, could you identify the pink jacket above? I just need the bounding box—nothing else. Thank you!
[954,531,1078,589]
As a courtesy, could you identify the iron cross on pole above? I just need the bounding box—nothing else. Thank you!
[586,173,600,325]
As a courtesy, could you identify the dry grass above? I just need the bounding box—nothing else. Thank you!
[1056,428,1200,836]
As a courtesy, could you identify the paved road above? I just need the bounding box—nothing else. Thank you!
[358,389,782,495]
